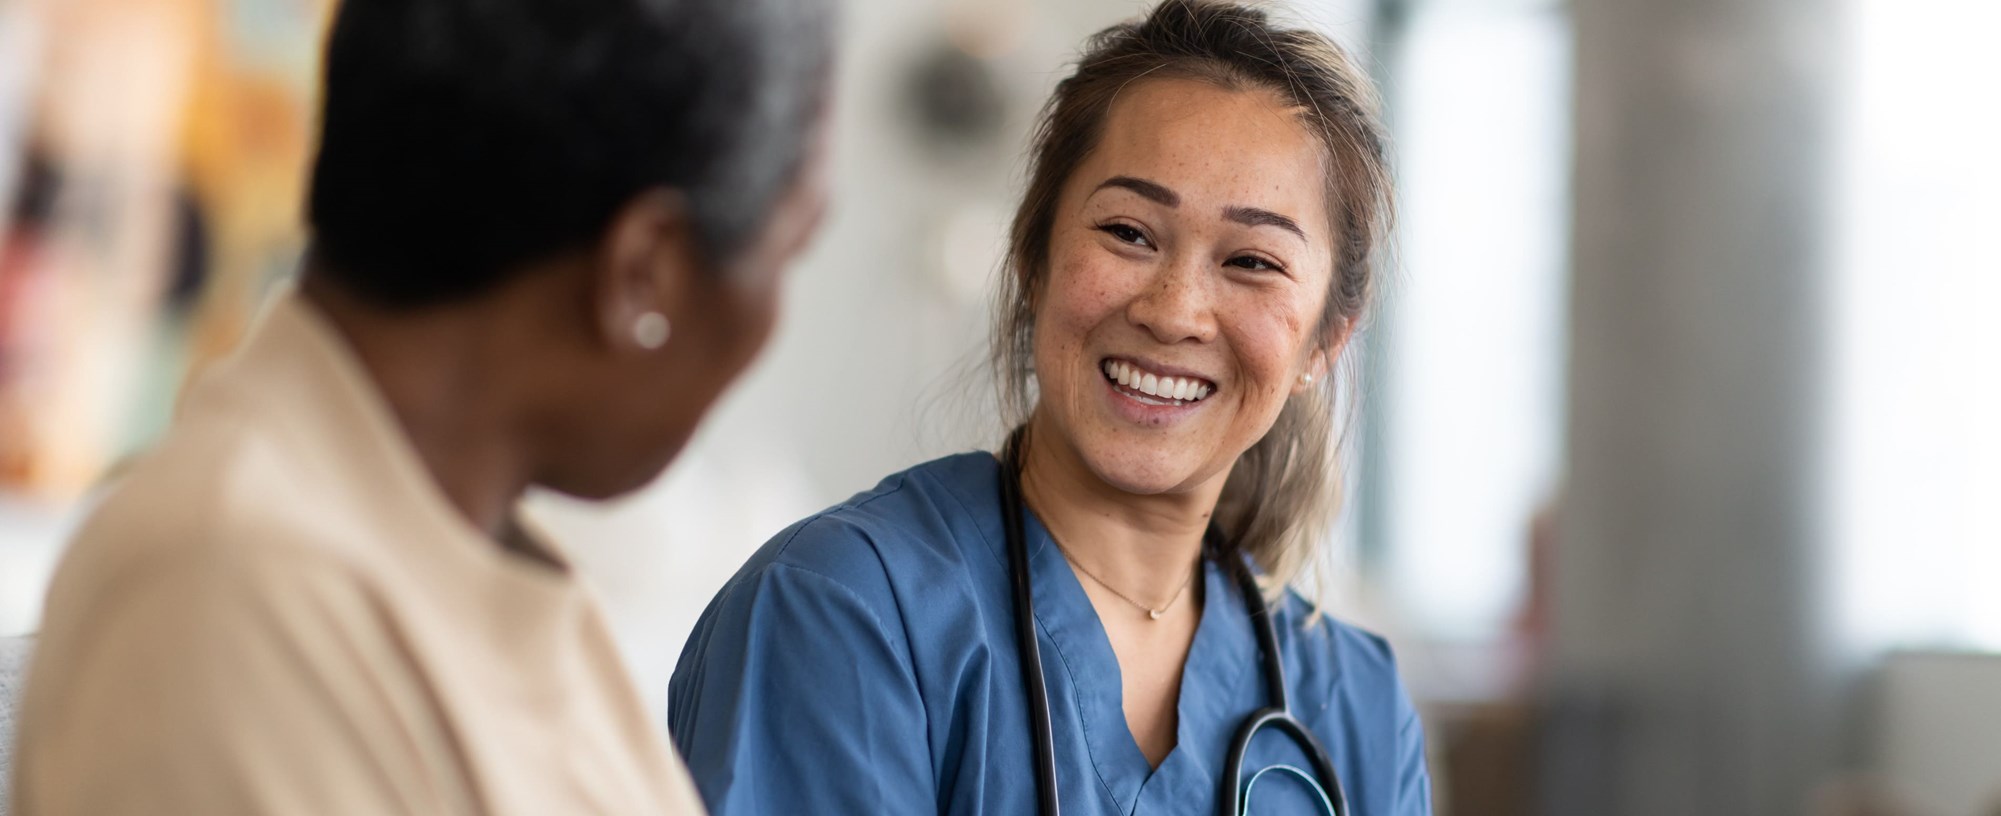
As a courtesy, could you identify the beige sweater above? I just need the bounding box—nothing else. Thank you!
[11,296,706,815]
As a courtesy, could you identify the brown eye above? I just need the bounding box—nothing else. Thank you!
[1227,255,1283,273]
[1097,223,1153,248]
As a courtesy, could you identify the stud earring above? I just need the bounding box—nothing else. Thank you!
[632,312,671,350]
[1299,372,1316,385]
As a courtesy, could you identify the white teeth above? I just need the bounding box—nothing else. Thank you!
[1104,360,1214,403]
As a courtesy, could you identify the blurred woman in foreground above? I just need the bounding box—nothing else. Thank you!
[13,0,831,812]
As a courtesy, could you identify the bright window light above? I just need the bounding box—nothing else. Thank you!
[1831,0,2001,653]
[1380,1,1571,640]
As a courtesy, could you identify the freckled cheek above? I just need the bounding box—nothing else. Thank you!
[1223,305,1312,404]
[1031,260,1096,397]
[1041,250,1136,343]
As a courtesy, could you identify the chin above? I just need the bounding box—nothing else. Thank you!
[544,474,644,503]
[1076,436,1208,496]
[544,446,683,503]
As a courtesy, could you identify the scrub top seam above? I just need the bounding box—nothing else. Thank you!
[759,474,927,671]
[762,510,823,561]
[766,473,914,564]
[924,466,1016,572]
[750,561,924,699]
[762,483,945,794]
[1295,607,1355,716]
[830,472,948,711]
[923,456,1016,574]
[748,558,940,798]
[846,494,948,792]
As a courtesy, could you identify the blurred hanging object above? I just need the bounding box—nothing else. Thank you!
[0,0,44,240]
[899,0,1031,157]
[900,0,1033,307]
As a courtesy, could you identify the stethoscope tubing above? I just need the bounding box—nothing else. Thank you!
[1218,558,1350,816]
[999,429,1349,816]
[1001,434,1063,816]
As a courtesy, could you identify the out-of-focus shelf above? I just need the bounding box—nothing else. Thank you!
[1875,650,2001,816]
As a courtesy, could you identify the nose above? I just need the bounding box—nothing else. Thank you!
[1126,253,1218,345]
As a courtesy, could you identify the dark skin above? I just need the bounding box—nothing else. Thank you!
[304,139,829,548]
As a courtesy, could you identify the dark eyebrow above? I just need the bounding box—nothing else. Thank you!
[1095,176,1180,207]
[1224,205,1306,243]
[1096,176,1305,243]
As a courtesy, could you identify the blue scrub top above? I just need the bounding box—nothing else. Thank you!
[669,453,1433,815]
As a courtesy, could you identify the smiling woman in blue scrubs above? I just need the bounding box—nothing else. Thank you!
[669,2,1430,813]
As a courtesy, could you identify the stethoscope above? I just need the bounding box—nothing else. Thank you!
[998,429,1350,816]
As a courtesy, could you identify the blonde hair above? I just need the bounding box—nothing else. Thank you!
[992,0,1393,594]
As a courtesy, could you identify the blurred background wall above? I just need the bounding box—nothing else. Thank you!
[0,0,1995,813]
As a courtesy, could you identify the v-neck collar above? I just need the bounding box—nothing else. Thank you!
[937,453,1367,814]
[996,478,1259,814]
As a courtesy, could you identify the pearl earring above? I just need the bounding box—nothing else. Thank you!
[1299,372,1316,385]
[632,312,671,350]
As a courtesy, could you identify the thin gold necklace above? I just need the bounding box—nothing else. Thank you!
[1051,539,1197,621]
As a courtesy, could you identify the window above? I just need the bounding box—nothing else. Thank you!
[1370,0,1572,643]
[1830,0,2001,654]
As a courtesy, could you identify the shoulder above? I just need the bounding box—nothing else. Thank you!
[676,453,1005,680]
[1273,591,1418,723]
[38,416,391,662]
[733,451,1004,601]
[1293,596,1400,675]
[18,532,428,814]
[44,508,375,653]
[56,425,347,592]
[1267,592,1435,811]
[26,511,388,751]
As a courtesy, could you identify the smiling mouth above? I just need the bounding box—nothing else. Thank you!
[1101,359,1215,406]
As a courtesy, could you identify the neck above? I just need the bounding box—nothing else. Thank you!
[303,275,535,538]
[1015,413,1222,605]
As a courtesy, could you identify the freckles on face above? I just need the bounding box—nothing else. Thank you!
[1030,77,1338,495]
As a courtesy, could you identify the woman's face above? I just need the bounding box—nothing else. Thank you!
[1032,78,1337,496]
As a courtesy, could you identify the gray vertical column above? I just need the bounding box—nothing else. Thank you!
[1544,0,1838,814]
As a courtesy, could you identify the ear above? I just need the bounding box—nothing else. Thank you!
[1293,315,1353,395]
[592,189,697,353]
